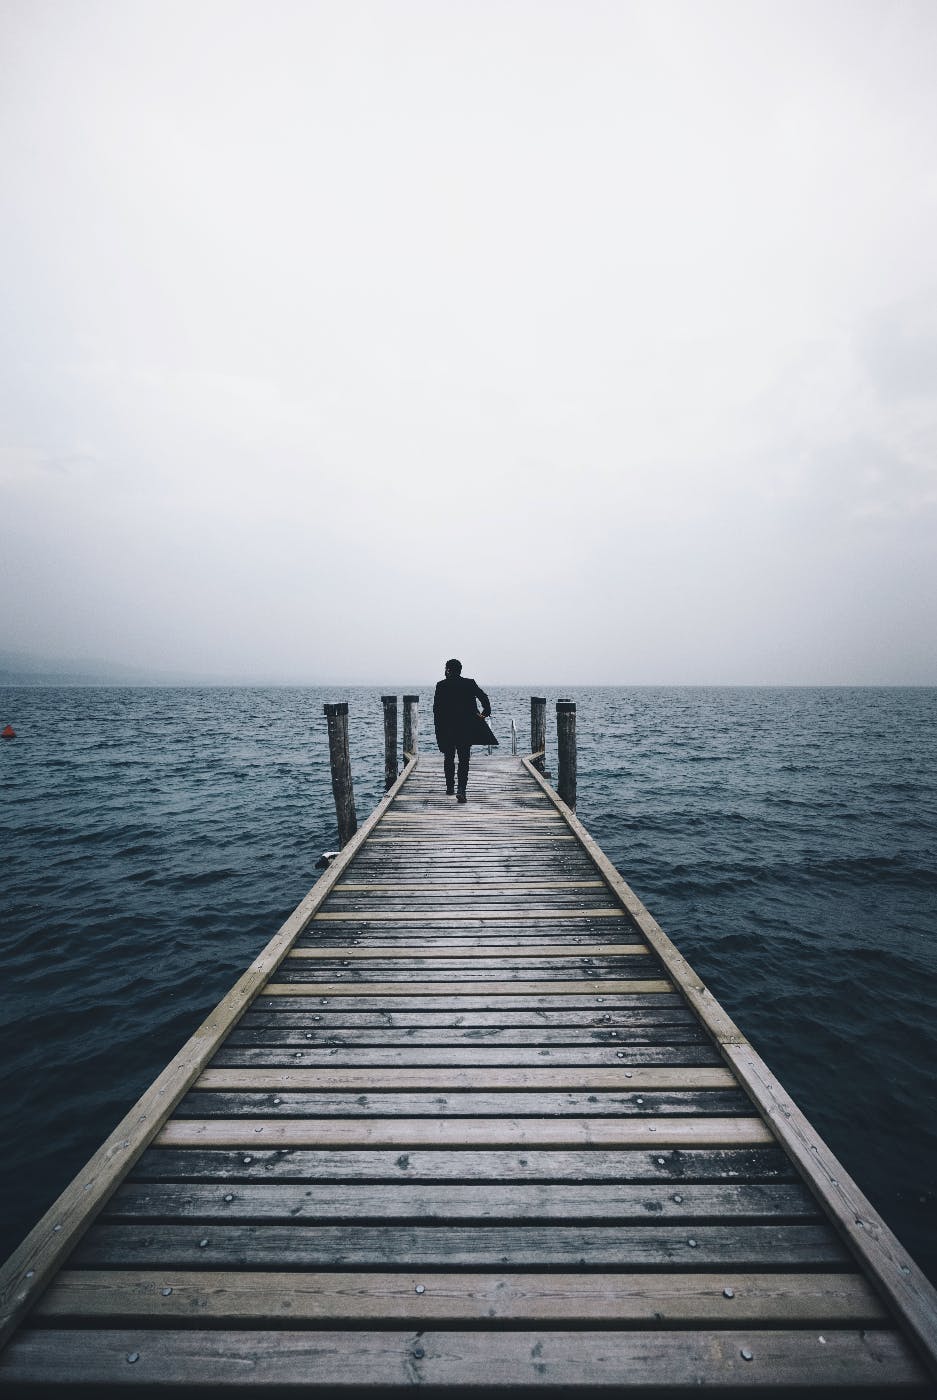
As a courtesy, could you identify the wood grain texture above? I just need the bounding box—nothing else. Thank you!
[286,942,647,959]
[262,979,675,997]
[238,1005,692,1026]
[130,1145,798,1183]
[2,1327,923,1390]
[177,1089,746,1118]
[195,1066,736,1091]
[72,1222,847,1269]
[36,1269,886,1326]
[221,1025,709,1047]
[155,1116,774,1149]
[210,1044,723,1068]
[103,1179,817,1223]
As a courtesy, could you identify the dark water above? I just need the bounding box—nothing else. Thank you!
[1,686,935,1284]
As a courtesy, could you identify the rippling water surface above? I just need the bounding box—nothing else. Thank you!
[1,685,935,1282]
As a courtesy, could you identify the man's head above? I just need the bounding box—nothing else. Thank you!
[445,658,463,678]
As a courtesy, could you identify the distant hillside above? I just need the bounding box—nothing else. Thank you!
[0,648,207,687]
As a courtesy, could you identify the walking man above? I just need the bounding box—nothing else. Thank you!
[433,659,497,802]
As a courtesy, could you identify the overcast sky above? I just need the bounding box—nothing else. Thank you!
[2,0,936,684]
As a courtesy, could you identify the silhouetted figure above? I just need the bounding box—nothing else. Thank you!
[433,659,497,802]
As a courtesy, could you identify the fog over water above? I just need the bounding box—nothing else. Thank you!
[2,0,937,684]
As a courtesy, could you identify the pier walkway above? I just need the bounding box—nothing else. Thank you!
[1,751,936,1393]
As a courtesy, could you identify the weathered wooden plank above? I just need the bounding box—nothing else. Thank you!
[130,1145,798,1183]
[177,1089,748,1118]
[103,1180,817,1223]
[239,1005,694,1028]
[335,881,607,889]
[314,893,617,901]
[383,813,564,820]
[298,930,635,944]
[303,927,632,938]
[4,1326,923,1390]
[253,993,684,1013]
[195,1066,736,1092]
[313,909,625,920]
[322,907,621,918]
[72,1222,847,1269]
[366,836,577,843]
[298,932,638,947]
[211,1045,722,1068]
[223,1025,709,1047]
[288,946,647,957]
[279,960,652,978]
[156,1116,774,1149]
[347,868,600,878]
[36,1268,887,1327]
[262,979,674,997]
[351,855,593,864]
[273,965,659,985]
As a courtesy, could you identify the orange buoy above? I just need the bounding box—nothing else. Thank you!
[1,724,15,739]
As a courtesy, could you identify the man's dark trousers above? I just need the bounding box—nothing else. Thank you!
[443,744,472,794]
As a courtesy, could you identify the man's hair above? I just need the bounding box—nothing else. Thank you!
[445,658,463,674]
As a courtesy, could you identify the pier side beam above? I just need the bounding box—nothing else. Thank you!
[557,698,577,809]
[380,695,398,790]
[403,693,419,757]
[323,701,358,847]
[530,695,546,772]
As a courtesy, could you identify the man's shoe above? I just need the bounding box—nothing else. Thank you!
[445,786,455,796]
[456,789,467,803]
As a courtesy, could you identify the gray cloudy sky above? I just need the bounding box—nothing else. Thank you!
[2,0,936,684]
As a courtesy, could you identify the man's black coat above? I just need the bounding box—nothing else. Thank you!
[433,676,498,751]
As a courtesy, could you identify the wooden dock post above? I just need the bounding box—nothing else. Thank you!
[403,693,419,757]
[557,698,576,809]
[380,695,398,790]
[323,701,357,847]
[530,696,546,771]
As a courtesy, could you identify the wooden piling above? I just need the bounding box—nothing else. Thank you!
[557,699,576,810]
[530,696,546,771]
[323,702,357,848]
[403,694,419,757]
[380,696,398,791]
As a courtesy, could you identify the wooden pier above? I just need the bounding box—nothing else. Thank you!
[1,740,936,1394]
